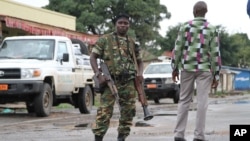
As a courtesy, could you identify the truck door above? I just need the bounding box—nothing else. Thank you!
[56,41,75,94]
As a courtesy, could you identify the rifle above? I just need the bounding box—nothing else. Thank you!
[99,62,120,111]
[132,43,153,121]
[134,76,154,121]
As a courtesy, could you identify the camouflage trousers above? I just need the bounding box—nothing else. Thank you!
[92,79,136,137]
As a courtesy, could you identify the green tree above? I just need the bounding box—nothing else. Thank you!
[154,25,247,68]
[44,0,250,65]
[230,33,250,68]
[219,28,236,66]
[203,29,250,67]
[44,0,171,46]
[156,24,181,53]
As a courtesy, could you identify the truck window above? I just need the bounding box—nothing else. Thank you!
[0,39,54,60]
[144,63,172,74]
[57,42,68,60]
[38,40,54,59]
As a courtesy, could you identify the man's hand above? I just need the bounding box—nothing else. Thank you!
[211,79,219,88]
[172,70,179,83]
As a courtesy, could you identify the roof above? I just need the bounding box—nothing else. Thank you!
[222,66,250,72]
[0,0,75,30]
[148,61,171,65]
[161,51,172,58]
[4,35,70,40]
[0,15,99,45]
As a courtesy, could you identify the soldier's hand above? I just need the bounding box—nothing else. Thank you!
[96,72,106,86]
[172,70,179,83]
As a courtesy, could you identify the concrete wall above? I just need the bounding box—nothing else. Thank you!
[0,0,75,30]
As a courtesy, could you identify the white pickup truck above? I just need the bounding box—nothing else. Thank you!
[0,36,95,117]
[143,61,180,104]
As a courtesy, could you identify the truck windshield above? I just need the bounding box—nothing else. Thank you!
[144,63,172,74]
[0,39,55,60]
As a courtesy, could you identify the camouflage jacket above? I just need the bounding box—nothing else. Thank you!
[92,32,141,78]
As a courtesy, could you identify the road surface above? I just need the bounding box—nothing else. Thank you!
[0,94,249,141]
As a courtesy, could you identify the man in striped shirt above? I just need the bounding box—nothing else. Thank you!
[171,1,221,141]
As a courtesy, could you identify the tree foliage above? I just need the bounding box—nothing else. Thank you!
[156,24,181,52]
[44,0,250,67]
[44,0,171,46]
[218,30,250,67]
[219,29,238,67]
[155,24,250,68]
[230,33,250,67]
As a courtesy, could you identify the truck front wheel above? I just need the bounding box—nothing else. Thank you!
[34,83,53,117]
[78,85,93,114]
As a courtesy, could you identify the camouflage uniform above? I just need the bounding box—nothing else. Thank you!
[92,32,141,137]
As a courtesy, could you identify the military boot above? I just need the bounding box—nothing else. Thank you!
[95,135,103,141]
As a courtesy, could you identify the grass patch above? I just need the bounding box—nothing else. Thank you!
[196,89,249,98]
[213,91,224,96]
[242,91,250,94]
[210,90,248,97]
[56,103,74,109]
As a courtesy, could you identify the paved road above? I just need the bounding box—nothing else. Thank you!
[0,94,249,141]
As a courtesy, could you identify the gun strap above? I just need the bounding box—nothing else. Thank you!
[107,34,116,74]
[114,33,133,66]
[108,33,134,74]
[126,37,135,62]
[131,41,139,74]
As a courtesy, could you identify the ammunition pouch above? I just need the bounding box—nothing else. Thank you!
[119,70,130,79]
[112,71,134,85]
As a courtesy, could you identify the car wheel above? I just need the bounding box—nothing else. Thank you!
[154,98,160,104]
[34,83,53,117]
[78,85,93,114]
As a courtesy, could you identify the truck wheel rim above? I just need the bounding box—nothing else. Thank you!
[44,91,50,108]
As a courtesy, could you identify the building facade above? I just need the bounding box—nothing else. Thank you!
[0,0,98,45]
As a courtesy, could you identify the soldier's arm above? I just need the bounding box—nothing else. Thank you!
[90,53,100,74]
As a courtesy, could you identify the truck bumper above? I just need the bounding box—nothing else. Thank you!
[144,83,177,99]
[0,80,43,95]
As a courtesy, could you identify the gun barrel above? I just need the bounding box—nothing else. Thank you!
[142,105,154,121]
[134,78,154,121]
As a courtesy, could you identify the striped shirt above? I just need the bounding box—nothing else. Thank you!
[171,17,221,77]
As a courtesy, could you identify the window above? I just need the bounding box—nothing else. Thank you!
[57,42,68,60]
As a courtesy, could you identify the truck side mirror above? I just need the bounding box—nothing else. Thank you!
[62,53,69,62]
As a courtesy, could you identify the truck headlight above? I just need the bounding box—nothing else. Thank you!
[164,78,172,84]
[21,69,41,78]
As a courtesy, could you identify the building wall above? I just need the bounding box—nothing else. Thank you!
[222,66,250,91]
[221,73,234,92]
[0,0,75,30]
[234,70,250,90]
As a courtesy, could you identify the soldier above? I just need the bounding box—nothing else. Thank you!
[90,13,144,141]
